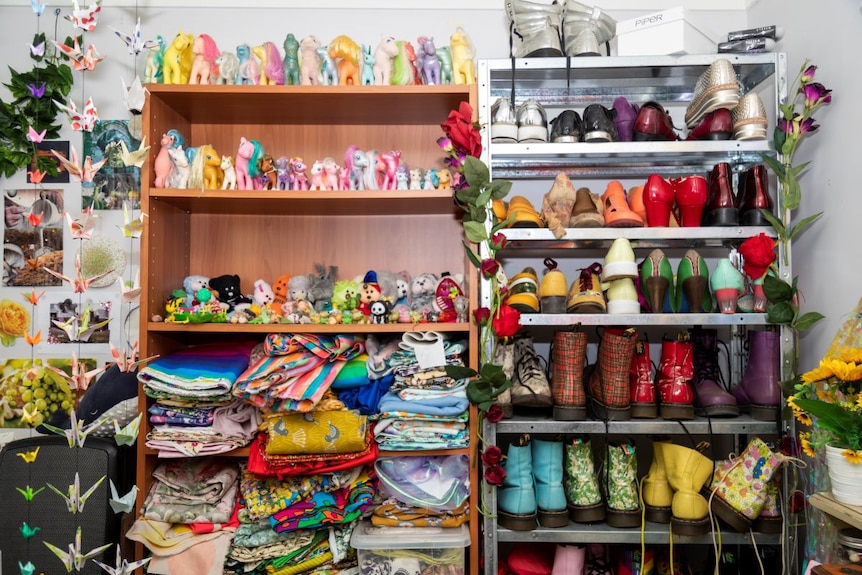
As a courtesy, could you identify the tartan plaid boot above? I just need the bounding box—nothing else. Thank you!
[551,329,588,420]
[587,327,637,420]
[493,339,515,418]
[513,334,553,408]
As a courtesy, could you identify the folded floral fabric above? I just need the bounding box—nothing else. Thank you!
[149,404,215,427]
[139,341,257,398]
[270,470,376,533]
[371,498,469,528]
[145,439,246,458]
[231,521,315,549]
[142,459,240,523]
[229,528,327,563]
[146,531,233,575]
[240,466,363,520]
[265,410,367,455]
[246,431,379,479]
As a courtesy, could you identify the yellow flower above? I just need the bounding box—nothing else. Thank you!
[793,409,812,426]
[0,299,30,346]
[799,434,815,457]
[835,347,862,364]
[841,449,862,464]
[786,396,799,410]
[802,362,837,384]
[835,361,862,382]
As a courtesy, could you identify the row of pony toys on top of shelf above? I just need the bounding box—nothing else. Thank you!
[154,133,459,192]
[144,27,477,87]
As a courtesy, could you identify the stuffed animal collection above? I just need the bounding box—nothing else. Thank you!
[156,267,467,326]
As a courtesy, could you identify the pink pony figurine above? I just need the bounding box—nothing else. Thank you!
[309,160,326,191]
[154,129,185,188]
[344,145,369,191]
[322,157,340,190]
[299,36,321,86]
[235,137,264,190]
[289,157,309,191]
[189,34,219,84]
[372,36,398,85]
[378,150,401,190]
[252,41,284,85]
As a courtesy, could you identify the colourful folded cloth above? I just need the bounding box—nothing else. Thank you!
[265,409,367,455]
[140,341,257,398]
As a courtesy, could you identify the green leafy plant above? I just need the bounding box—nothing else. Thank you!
[763,274,824,332]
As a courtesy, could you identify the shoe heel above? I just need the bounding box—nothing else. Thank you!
[645,200,672,227]
[714,287,739,314]
[702,207,739,226]
[645,276,669,313]
[678,204,705,228]
[682,276,708,313]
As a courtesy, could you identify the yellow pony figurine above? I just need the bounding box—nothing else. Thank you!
[328,35,361,86]
[163,30,194,84]
[450,27,476,85]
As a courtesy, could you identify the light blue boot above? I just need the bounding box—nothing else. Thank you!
[498,435,538,531]
[532,438,569,527]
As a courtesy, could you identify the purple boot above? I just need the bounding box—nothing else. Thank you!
[692,328,739,417]
[613,97,640,142]
[733,329,781,421]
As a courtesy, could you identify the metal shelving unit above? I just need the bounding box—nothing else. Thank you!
[477,53,792,574]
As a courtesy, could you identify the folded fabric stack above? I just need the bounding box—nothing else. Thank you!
[127,458,241,575]
[232,333,365,412]
[139,342,260,457]
[372,339,471,450]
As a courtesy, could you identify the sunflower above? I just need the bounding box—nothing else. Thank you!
[801,435,816,458]
[834,361,862,383]
[793,408,812,427]
[802,362,837,384]
[841,449,862,464]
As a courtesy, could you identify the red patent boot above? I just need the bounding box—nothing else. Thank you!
[656,334,695,420]
[737,164,774,225]
[630,339,657,418]
[642,174,675,227]
[702,162,738,226]
[672,175,708,228]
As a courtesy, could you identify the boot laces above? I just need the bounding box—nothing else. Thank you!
[694,338,727,390]
[516,343,547,384]
[578,262,603,291]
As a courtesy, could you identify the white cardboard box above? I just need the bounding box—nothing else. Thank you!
[616,7,715,56]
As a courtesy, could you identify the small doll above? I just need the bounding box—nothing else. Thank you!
[357,271,382,316]
[410,272,439,315]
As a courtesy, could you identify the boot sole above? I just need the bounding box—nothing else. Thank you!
[631,403,658,419]
[568,503,605,524]
[645,505,671,524]
[702,207,739,227]
[707,489,753,532]
[671,515,712,536]
[498,511,538,531]
[749,404,779,421]
[659,404,694,420]
[512,395,554,408]
[606,507,642,528]
[753,516,783,533]
[695,404,740,418]
[540,296,567,314]
[590,398,631,421]
[740,210,773,226]
[538,508,570,528]
[553,405,587,420]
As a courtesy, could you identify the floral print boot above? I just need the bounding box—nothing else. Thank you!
[564,436,605,523]
[603,441,641,528]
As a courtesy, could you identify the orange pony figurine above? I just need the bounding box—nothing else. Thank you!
[189,34,219,84]
[328,35,361,86]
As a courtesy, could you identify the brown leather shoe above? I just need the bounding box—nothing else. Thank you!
[633,102,678,141]
[702,163,738,226]
[737,164,773,225]
[569,187,604,228]
[685,109,733,141]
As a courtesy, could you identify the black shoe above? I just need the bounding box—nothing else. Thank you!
[582,104,617,142]
[550,110,583,143]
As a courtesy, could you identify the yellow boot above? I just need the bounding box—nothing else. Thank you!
[662,442,714,536]
[642,439,673,524]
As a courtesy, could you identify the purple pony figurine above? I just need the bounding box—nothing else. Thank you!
[275,156,291,190]
[416,36,441,85]
[235,137,264,190]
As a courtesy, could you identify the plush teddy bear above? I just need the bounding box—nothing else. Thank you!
[183,275,210,307]
[357,271,382,316]
[209,274,251,311]
[309,264,338,312]
[394,270,411,308]
[252,279,275,308]
[332,279,359,310]
[410,272,439,315]
[270,274,291,316]
[287,274,313,302]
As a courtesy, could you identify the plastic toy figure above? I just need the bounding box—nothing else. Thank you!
[317,47,338,86]
[253,41,284,85]
[344,145,368,191]
[436,45,453,85]
[237,44,258,85]
[416,36,441,85]
[235,137,263,190]
[214,51,239,84]
[289,157,309,191]
[450,27,476,85]
[189,34,219,84]
[360,44,375,86]
[162,31,194,84]
[221,155,237,190]
[283,33,301,86]
[144,35,164,84]
[328,35,361,86]
[373,36,398,85]
[299,36,321,85]
[154,129,184,188]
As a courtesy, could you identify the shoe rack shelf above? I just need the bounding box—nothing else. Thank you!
[478,53,792,570]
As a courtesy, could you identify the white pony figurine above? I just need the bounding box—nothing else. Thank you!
[221,155,237,190]
[214,51,239,85]
[167,147,190,189]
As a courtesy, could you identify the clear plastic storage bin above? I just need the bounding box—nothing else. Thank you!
[350,520,470,575]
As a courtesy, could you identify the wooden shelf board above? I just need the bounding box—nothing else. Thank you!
[810,491,862,530]
[146,322,471,334]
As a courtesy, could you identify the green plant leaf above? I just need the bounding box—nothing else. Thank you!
[455,186,480,204]
[771,125,787,152]
[783,170,801,211]
[794,311,825,332]
[463,221,488,243]
[476,185,493,207]
[464,156,490,188]
[445,365,477,380]
[763,274,793,303]
[760,153,785,179]
[491,215,516,233]
[767,301,794,324]
[467,204,486,224]
[466,380,493,404]
[480,362,504,381]
[788,211,823,241]
[478,401,493,412]
[794,398,862,443]
[791,161,811,177]
[490,179,512,199]
[490,379,511,398]
[462,241,482,268]
[759,209,786,237]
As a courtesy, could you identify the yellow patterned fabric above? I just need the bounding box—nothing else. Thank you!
[266,409,368,455]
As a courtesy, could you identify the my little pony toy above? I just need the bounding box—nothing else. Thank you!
[154,129,185,188]
[237,44,258,85]
[289,157,309,191]
[162,31,194,84]
[257,155,277,190]
[317,47,338,86]
[436,45,453,85]
[189,34,219,84]
[144,35,165,84]
[344,145,368,191]
[372,36,398,86]
[283,33,301,86]
[214,51,239,85]
[328,35,361,86]
[309,160,326,191]
[390,40,415,86]
[235,137,263,190]
[450,27,476,85]
[360,44,375,86]
[253,41,284,85]
[221,155,237,190]
[416,36,441,85]
[299,36,321,86]
[275,156,291,190]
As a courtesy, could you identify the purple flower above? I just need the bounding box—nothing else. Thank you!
[778,114,798,135]
[801,64,817,83]
[437,136,453,153]
[803,82,832,107]
[799,117,819,134]
[27,82,45,98]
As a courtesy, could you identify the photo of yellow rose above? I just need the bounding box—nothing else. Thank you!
[0,298,30,346]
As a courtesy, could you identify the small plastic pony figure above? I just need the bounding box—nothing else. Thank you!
[154,129,185,188]
[322,157,340,190]
[144,35,165,84]
[275,156,291,189]
[405,42,422,85]
[424,168,438,190]
[299,36,321,86]
[167,146,190,189]
[416,36,441,85]
[317,47,338,86]
[221,155,237,190]
[409,168,423,190]
[390,40,415,86]
[283,34,301,86]
[235,137,263,190]
[360,44,375,86]
[257,155,277,190]
[162,31,194,84]
[201,145,223,189]
[189,34,219,84]
[237,44,259,85]
[436,45,453,85]
[344,145,368,191]
[289,157,309,190]
[436,168,452,190]
[373,36,398,86]
[253,41,284,85]
[328,35,361,86]
[309,160,326,191]
[378,150,401,190]
[396,164,410,190]
[450,27,476,85]
[214,51,238,85]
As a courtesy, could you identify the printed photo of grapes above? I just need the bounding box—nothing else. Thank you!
[0,358,93,428]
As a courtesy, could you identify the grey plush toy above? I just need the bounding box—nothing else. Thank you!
[310,264,338,312]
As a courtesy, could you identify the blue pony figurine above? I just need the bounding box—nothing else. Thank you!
[360,44,375,86]
[317,47,338,86]
[283,33,301,86]
[236,44,251,85]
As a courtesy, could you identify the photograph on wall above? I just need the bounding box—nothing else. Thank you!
[0,357,93,428]
[41,293,115,354]
[3,188,64,287]
[82,119,142,210]
[28,140,71,184]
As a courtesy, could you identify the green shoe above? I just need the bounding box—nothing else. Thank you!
[673,249,712,313]
[640,249,673,313]
[709,259,745,314]
[564,436,605,523]
[507,267,540,313]
[603,441,641,528]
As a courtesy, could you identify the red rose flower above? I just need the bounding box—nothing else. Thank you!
[441,101,482,159]
[473,307,490,325]
[738,233,777,280]
[484,464,506,486]
[492,304,522,338]
[481,445,503,467]
[480,258,500,279]
[490,232,508,251]
[485,403,505,423]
